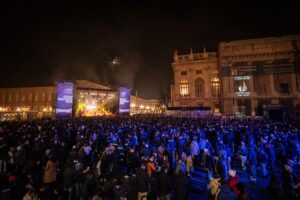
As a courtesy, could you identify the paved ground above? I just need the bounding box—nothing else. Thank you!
[188,158,271,200]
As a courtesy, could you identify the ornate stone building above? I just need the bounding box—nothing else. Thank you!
[170,48,221,113]
[219,35,300,117]
[171,35,300,117]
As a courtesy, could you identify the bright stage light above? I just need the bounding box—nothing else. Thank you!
[86,104,96,110]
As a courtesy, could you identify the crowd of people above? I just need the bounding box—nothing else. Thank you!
[0,116,299,200]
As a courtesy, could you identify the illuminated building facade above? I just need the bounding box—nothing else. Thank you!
[170,48,221,113]
[171,35,300,118]
[130,96,164,115]
[0,80,163,121]
[0,86,56,120]
[219,35,300,117]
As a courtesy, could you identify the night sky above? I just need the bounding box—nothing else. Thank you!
[0,0,299,98]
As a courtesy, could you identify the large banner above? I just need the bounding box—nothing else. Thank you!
[55,82,74,119]
[119,87,130,113]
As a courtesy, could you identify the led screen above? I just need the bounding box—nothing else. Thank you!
[55,82,74,119]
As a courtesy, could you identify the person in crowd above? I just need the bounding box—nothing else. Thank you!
[147,156,156,177]
[209,174,221,200]
[158,167,172,200]
[257,146,268,177]
[136,162,150,200]
[23,188,39,200]
[235,183,249,200]
[174,170,190,200]
[190,136,199,164]
[238,142,248,171]
[216,180,236,200]
[62,162,76,200]
[43,155,57,197]
[186,151,193,176]
[248,145,257,181]
[0,115,299,199]
[227,170,240,196]
[0,137,8,174]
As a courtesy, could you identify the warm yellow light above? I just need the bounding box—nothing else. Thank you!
[146,105,150,109]
[140,105,144,109]
[43,108,47,112]
[86,104,96,110]
[131,103,136,108]
[16,107,21,112]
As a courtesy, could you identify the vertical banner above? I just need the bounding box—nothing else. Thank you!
[55,82,74,119]
[119,87,131,114]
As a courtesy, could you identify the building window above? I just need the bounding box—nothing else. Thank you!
[179,80,189,96]
[35,93,39,102]
[15,94,19,102]
[48,93,52,101]
[195,70,202,74]
[29,93,33,102]
[280,83,290,94]
[195,78,204,97]
[181,71,187,76]
[42,93,46,101]
[211,77,220,97]
[21,94,25,102]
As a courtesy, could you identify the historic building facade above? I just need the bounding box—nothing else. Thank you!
[171,35,300,117]
[170,48,221,113]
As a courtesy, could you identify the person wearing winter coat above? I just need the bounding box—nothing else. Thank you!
[174,170,190,200]
[136,162,151,200]
[43,156,57,184]
[227,170,240,197]
[158,167,172,200]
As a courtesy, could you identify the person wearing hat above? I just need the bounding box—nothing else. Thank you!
[227,169,240,196]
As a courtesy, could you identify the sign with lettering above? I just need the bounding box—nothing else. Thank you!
[56,82,74,119]
[119,87,131,113]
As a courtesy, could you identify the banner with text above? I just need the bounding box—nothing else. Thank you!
[119,87,130,113]
[56,82,74,119]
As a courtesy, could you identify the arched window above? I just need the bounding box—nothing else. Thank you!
[179,80,189,96]
[195,78,204,97]
[211,77,220,97]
